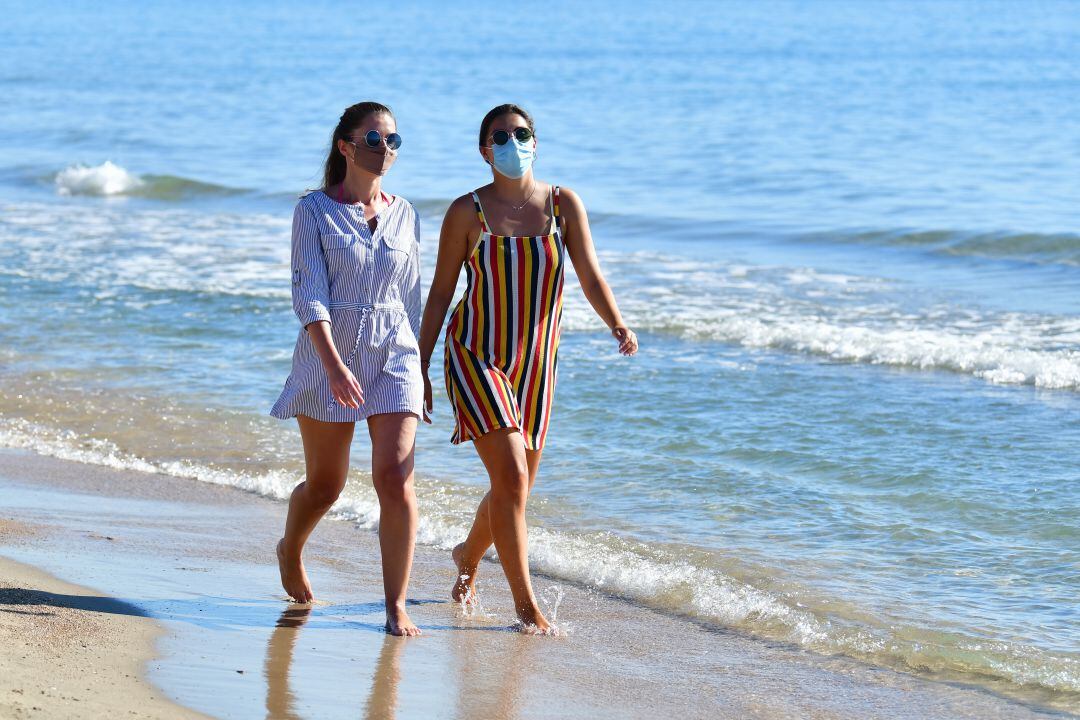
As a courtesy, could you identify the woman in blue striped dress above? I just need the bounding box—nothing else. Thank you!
[270,102,426,636]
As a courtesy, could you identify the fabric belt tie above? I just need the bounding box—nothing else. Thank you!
[326,302,405,411]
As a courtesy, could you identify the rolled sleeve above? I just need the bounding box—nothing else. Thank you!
[404,212,422,340]
[290,202,331,328]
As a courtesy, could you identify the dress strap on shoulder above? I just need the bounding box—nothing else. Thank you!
[551,186,562,233]
[471,192,490,233]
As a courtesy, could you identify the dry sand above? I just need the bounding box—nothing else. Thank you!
[0,549,207,719]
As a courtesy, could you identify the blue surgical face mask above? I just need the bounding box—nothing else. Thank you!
[489,138,535,179]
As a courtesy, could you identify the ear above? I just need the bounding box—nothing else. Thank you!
[337,138,351,159]
[479,145,492,164]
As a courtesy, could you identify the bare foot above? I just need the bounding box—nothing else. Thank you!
[276,538,313,603]
[515,604,557,636]
[385,603,421,637]
[451,542,479,604]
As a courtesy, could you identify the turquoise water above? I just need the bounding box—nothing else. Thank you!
[1,0,1079,711]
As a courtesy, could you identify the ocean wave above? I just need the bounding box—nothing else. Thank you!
[631,312,1080,390]
[55,161,143,196]
[809,228,1080,267]
[54,161,245,199]
[2,416,1077,700]
[0,200,291,299]
[2,198,1078,392]
[561,251,1080,391]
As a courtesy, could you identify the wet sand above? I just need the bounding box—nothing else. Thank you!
[0,448,1070,719]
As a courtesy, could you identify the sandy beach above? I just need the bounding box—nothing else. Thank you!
[0,552,206,719]
[0,447,1069,719]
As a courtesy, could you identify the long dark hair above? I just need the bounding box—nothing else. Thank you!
[479,103,535,146]
[322,101,394,189]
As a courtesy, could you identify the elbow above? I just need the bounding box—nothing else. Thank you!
[296,300,331,328]
[425,287,454,315]
[580,277,607,298]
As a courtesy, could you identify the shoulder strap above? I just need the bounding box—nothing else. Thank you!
[551,186,562,233]
[470,192,490,233]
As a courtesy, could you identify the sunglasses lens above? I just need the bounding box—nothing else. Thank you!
[491,130,510,146]
[364,130,382,148]
[513,127,533,142]
[385,133,402,151]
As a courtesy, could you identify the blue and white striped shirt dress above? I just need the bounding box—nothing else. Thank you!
[270,190,423,422]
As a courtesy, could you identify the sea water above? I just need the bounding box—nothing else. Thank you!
[1,0,1078,711]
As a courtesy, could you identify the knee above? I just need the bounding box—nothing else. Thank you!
[490,469,529,510]
[304,475,345,509]
[373,463,414,508]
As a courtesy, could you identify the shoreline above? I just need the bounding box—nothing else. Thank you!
[0,551,207,719]
[0,447,1072,719]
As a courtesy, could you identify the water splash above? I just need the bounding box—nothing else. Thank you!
[55,161,143,196]
[540,585,566,623]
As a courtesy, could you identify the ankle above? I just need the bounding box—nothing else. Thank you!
[514,598,542,615]
[279,540,302,559]
[455,549,481,573]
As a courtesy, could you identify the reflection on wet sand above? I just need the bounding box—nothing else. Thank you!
[451,616,531,720]
[264,605,408,720]
[265,605,312,720]
[362,635,406,720]
[262,601,539,720]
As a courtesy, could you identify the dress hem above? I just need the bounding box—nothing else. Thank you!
[450,419,543,451]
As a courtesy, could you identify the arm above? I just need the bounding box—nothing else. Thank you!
[416,196,475,418]
[417,195,473,367]
[289,202,363,408]
[404,211,422,343]
[560,187,638,356]
[291,202,332,328]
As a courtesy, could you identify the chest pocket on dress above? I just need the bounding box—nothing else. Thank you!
[321,233,368,300]
[379,231,413,284]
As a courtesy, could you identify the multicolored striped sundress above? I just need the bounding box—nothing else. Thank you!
[443,186,565,450]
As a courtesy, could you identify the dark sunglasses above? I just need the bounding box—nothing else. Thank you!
[350,129,402,151]
[489,127,534,146]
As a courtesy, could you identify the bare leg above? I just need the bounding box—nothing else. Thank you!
[368,412,421,637]
[469,429,552,634]
[453,448,542,604]
[277,415,354,602]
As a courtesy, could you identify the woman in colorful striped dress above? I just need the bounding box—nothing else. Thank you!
[270,102,425,636]
[418,104,638,634]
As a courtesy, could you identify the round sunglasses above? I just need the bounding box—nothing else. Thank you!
[349,129,402,151]
[488,127,534,146]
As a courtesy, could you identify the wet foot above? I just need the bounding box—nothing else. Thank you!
[385,604,421,637]
[451,542,479,604]
[276,538,313,603]
[515,604,557,636]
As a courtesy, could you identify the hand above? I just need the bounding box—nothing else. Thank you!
[422,370,434,424]
[328,363,364,409]
[612,325,638,356]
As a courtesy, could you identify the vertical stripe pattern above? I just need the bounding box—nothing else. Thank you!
[270,190,423,422]
[444,187,565,450]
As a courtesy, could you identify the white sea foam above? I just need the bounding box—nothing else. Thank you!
[55,161,144,196]
[0,201,292,299]
[2,200,1078,391]
[662,312,1080,389]
[561,250,1080,390]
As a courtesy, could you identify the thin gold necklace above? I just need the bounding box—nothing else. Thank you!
[509,180,536,212]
